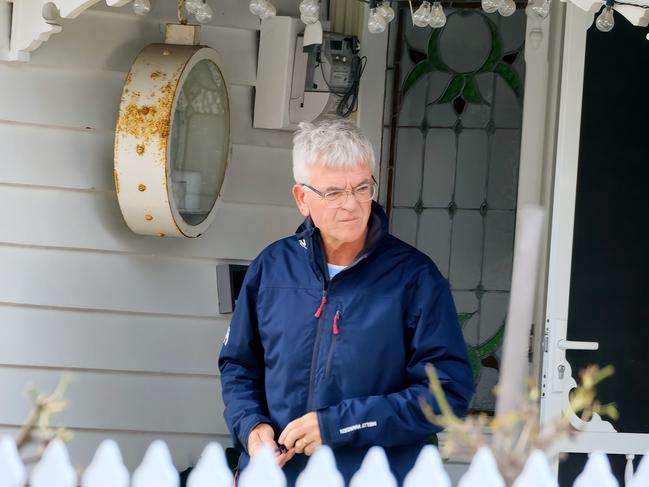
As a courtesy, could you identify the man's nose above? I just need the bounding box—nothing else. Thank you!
[340,190,360,211]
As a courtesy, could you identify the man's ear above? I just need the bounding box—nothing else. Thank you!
[292,184,310,217]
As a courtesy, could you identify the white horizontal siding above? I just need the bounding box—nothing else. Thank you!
[0,304,226,375]
[0,0,300,470]
[0,366,226,434]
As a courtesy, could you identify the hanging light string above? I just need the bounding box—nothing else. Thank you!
[133,0,213,22]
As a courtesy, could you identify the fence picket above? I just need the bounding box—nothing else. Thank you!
[349,447,397,487]
[238,446,286,487]
[132,440,179,487]
[30,439,76,487]
[512,450,558,487]
[458,447,505,487]
[82,440,129,487]
[187,442,233,487]
[296,445,344,487]
[627,451,649,487]
[403,445,450,487]
[573,452,618,487]
[0,436,26,487]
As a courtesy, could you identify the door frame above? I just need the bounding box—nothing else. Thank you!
[539,0,649,458]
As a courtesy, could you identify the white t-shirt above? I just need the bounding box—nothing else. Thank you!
[327,263,348,279]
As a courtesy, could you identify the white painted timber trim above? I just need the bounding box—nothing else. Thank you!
[1,0,132,61]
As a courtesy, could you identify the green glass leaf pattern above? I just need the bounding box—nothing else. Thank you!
[462,76,489,105]
[468,347,482,382]
[458,311,477,329]
[466,322,505,383]
[478,15,503,73]
[435,75,465,104]
[494,62,524,101]
[426,28,451,73]
[401,61,433,98]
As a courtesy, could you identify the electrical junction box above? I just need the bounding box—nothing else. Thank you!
[253,16,358,130]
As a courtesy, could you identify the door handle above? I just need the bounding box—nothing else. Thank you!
[557,339,599,351]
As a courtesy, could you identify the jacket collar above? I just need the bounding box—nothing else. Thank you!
[295,201,389,277]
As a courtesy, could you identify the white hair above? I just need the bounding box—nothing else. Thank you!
[292,118,376,184]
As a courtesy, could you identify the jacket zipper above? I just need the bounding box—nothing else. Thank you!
[306,288,327,410]
[325,309,341,380]
[305,253,367,410]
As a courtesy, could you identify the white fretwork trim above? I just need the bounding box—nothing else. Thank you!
[1,0,132,62]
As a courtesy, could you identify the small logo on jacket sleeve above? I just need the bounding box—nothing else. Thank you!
[223,326,230,346]
[299,239,308,249]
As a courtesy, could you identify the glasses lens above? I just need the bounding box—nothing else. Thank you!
[324,190,346,207]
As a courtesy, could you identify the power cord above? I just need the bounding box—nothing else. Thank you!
[317,54,367,118]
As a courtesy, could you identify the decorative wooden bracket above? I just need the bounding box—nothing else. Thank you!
[1,0,134,61]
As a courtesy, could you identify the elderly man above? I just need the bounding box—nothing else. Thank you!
[218,119,473,485]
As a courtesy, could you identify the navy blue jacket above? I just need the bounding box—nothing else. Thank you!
[218,202,473,485]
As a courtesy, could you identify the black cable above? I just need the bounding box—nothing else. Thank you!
[613,0,649,7]
[336,55,367,117]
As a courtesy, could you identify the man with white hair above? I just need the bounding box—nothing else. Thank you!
[219,118,473,485]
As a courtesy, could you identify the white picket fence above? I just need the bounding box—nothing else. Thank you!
[0,435,648,487]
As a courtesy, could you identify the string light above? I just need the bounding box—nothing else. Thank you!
[299,0,320,24]
[249,0,277,20]
[132,0,151,15]
[531,0,552,18]
[429,1,447,27]
[596,0,615,31]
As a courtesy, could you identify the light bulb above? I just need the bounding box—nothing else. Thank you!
[259,1,276,19]
[185,0,202,14]
[429,1,446,28]
[195,1,213,22]
[531,0,551,18]
[377,1,395,22]
[596,5,615,32]
[412,1,432,27]
[368,7,387,33]
[132,0,151,15]
[481,0,501,14]
[498,0,516,16]
[249,0,266,16]
[300,10,319,24]
[299,0,320,17]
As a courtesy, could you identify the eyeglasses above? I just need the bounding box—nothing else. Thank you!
[301,178,378,209]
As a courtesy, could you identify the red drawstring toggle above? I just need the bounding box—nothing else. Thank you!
[333,311,340,335]
[314,294,327,318]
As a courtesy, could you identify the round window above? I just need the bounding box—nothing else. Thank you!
[114,44,230,238]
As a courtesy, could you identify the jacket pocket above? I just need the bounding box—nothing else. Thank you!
[325,309,341,380]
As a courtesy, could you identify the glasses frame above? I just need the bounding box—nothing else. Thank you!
[301,176,378,209]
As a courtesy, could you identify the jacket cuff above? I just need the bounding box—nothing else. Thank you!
[238,414,274,454]
[317,406,347,450]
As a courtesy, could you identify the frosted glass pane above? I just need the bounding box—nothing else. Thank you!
[449,210,483,289]
[390,208,418,247]
[393,129,423,207]
[418,209,452,277]
[423,129,456,207]
[455,130,488,208]
[488,129,521,209]
[483,211,515,290]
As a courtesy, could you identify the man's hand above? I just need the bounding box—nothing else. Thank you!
[278,412,323,456]
[247,423,295,467]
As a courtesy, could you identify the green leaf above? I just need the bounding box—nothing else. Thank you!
[426,28,451,73]
[458,311,477,329]
[475,324,505,359]
[494,62,524,101]
[462,76,489,105]
[467,346,482,382]
[478,15,503,73]
[435,75,465,104]
[401,61,433,98]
